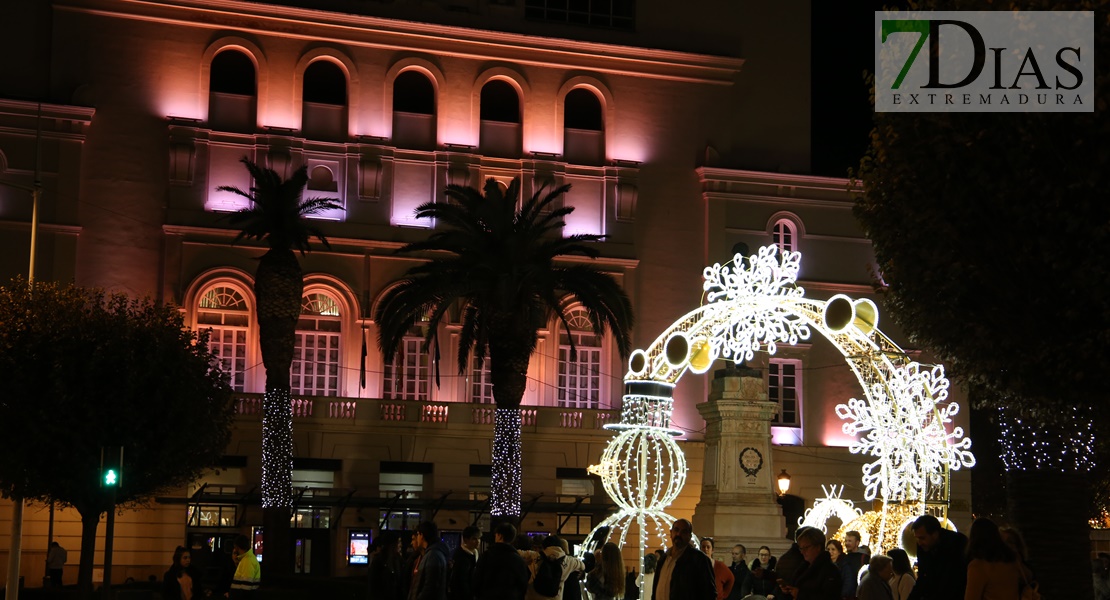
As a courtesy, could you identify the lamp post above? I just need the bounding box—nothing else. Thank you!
[0,180,39,282]
[0,176,41,600]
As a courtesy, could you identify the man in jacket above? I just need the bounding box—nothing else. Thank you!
[726,545,749,600]
[907,515,967,600]
[779,528,841,600]
[473,522,530,600]
[410,521,451,600]
[651,519,717,600]
[448,526,480,600]
[229,535,260,599]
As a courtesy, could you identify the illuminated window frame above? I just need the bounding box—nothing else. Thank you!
[772,218,798,254]
[292,293,342,397]
[197,286,251,393]
[769,358,802,427]
[557,308,603,409]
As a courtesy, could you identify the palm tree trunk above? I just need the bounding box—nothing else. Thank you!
[254,248,303,581]
[491,408,522,519]
[488,328,534,520]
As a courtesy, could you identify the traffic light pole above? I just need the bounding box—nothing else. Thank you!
[100,446,122,599]
[103,490,115,599]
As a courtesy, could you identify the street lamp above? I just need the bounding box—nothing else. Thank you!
[0,175,41,600]
[777,469,792,496]
[0,178,40,282]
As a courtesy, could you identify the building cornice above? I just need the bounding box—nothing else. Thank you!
[0,221,83,235]
[698,167,863,208]
[164,224,639,268]
[59,0,746,84]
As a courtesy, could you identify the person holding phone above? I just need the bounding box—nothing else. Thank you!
[777,528,841,600]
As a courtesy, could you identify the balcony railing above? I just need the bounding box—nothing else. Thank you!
[233,393,616,431]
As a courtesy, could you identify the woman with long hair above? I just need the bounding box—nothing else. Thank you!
[826,540,846,568]
[587,542,626,600]
[163,546,205,600]
[887,548,915,600]
[964,518,1022,600]
[999,526,1037,592]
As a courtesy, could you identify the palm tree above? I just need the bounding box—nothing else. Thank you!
[376,178,634,521]
[218,157,340,578]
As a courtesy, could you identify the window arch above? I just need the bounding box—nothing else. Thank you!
[772,217,799,254]
[197,285,251,392]
[557,307,603,409]
[479,79,522,158]
[392,70,436,150]
[302,60,348,141]
[208,49,257,133]
[292,292,342,397]
[563,87,605,165]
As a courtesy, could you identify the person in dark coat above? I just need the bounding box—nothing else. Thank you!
[856,555,894,600]
[741,561,777,597]
[906,515,968,600]
[778,528,841,600]
[409,521,450,600]
[473,522,530,600]
[448,526,480,600]
[369,531,403,600]
[163,546,206,600]
[650,519,716,600]
[726,545,750,600]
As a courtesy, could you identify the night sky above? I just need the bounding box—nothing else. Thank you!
[810,1,891,177]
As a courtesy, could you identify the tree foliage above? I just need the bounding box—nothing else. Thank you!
[855,2,1108,598]
[218,157,341,579]
[856,0,1110,416]
[0,278,234,593]
[376,178,634,517]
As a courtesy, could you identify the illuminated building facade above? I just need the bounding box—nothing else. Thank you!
[0,0,970,584]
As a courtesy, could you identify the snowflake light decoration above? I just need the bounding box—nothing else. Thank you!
[702,246,812,363]
[835,363,976,503]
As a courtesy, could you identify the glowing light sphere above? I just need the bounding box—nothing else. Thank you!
[594,428,687,512]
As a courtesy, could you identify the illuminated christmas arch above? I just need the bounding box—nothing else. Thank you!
[586,245,975,575]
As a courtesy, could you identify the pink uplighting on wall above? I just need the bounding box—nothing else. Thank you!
[821,421,858,448]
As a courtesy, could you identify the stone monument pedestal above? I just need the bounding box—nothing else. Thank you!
[692,366,790,556]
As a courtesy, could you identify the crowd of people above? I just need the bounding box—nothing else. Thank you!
[160,534,259,600]
[359,515,1050,600]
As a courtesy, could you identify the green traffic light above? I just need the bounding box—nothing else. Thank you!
[104,469,118,486]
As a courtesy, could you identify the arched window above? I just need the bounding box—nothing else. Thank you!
[302,60,348,141]
[392,70,436,150]
[773,218,798,254]
[292,293,342,397]
[308,165,338,193]
[208,49,257,133]
[197,286,251,392]
[563,88,604,165]
[557,307,602,409]
[479,80,522,158]
[383,327,431,402]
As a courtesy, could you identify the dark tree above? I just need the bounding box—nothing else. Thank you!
[855,1,1108,598]
[0,279,234,598]
[218,158,341,579]
[376,179,634,520]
